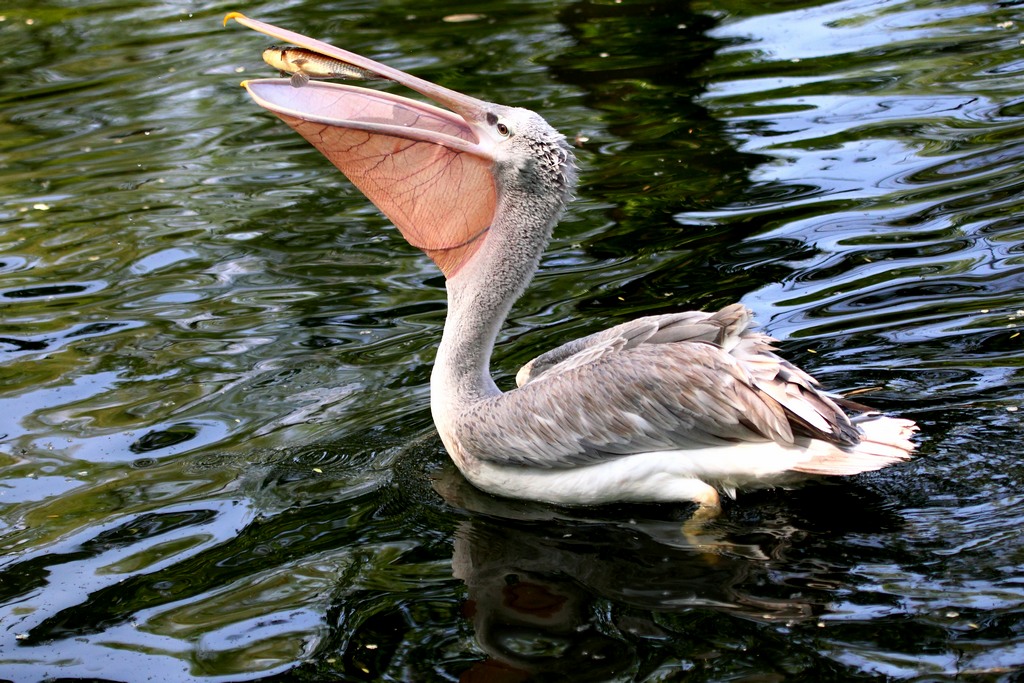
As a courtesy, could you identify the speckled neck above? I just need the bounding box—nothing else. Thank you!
[430,147,576,412]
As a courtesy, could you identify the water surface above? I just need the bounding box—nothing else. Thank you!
[1,0,1023,680]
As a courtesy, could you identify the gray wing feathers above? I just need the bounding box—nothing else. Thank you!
[516,304,752,387]
[466,343,799,468]
[470,304,912,470]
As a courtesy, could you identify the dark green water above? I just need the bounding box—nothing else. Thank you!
[2,0,1023,680]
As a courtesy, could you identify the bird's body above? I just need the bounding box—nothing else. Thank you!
[227,13,917,512]
[437,305,915,509]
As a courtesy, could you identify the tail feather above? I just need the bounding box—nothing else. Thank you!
[791,415,917,476]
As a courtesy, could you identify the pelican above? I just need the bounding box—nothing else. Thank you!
[225,14,917,514]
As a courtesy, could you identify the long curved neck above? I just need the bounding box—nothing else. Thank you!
[431,184,566,408]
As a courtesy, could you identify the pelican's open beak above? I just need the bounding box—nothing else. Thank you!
[224,12,499,277]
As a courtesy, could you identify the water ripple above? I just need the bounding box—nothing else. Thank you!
[1,0,1023,679]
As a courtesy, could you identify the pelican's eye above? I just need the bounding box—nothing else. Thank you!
[496,122,511,137]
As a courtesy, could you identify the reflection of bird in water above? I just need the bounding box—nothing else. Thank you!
[433,465,824,680]
[226,13,916,516]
